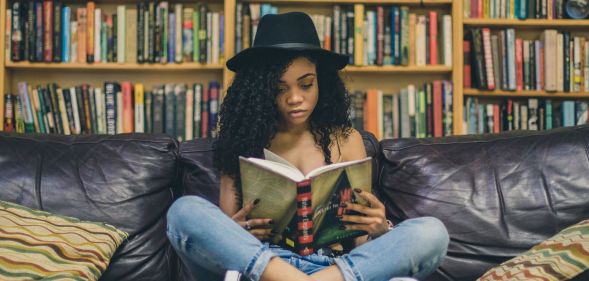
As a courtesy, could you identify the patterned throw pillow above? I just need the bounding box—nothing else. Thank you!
[0,200,128,281]
[478,219,589,281]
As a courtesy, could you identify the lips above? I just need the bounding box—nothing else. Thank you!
[288,109,307,118]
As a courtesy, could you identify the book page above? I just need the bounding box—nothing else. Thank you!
[240,156,305,182]
[263,148,298,169]
[239,158,298,241]
[306,157,372,178]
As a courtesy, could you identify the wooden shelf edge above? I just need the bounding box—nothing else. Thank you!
[5,62,225,71]
[463,18,589,27]
[464,89,589,98]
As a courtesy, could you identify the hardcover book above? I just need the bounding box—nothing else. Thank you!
[239,149,372,256]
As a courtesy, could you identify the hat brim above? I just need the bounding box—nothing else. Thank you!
[226,45,349,72]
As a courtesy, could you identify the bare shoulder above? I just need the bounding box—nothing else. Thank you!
[336,128,367,161]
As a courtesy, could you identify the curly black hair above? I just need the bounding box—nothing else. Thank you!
[213,50,352,192]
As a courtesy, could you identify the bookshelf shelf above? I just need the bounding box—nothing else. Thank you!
[464,89,589,99]
[343,65,452,73]
[5,62,225,71]
[463,18,589,28]
[239,0,452,5]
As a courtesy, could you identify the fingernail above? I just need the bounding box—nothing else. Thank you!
[354,188,362,193]
[339,225,347,230]
[340,202,347,207]
[268,219,274,225]
[253,198,260,205]
[271,230,279,234]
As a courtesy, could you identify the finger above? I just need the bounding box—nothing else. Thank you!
[232,199,260,220]
[341,223,370,233]
[249,218,274,229]
[344,202,381,217]
[250,228,273,237]
[340,214,380,225]
[354,189,385,209]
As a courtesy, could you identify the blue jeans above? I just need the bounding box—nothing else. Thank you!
[166,196,449,281]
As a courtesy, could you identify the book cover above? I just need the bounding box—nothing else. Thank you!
[240,150,372,255]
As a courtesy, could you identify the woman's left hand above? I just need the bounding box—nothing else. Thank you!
[340,189,390,239]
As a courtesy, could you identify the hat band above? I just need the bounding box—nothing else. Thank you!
[254,42,322,50]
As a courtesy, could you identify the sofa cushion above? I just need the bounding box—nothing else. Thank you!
[0,133,179,281]
[379,126,589,281]
[477,219,589,281]
[0,200,128,281]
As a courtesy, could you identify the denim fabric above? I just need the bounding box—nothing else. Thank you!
[167,196,449,281]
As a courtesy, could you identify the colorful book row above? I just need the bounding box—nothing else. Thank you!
[350,80,453,139]
[7,1,224,64]
[235,3,452,67]
[3,81,221,141]
[465,0,569,20]
[464,96,588,134]
[465,28,589,92]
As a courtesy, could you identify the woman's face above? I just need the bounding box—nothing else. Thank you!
[275,56,319,129]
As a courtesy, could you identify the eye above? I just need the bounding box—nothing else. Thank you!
[301,83,314,90]
[277,86,288,94]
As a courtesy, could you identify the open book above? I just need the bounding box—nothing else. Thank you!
[239,149,372,255]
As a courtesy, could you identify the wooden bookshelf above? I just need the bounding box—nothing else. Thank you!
[464,89,589,99]
[0,0,459,135]
[5,62,225,71]
[463,18,589,28]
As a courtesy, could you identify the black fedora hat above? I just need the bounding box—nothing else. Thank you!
[226,12,349,72]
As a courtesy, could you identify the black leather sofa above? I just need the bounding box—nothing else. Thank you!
[1,126,588,281]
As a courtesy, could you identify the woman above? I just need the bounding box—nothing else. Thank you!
[167,12,449,281]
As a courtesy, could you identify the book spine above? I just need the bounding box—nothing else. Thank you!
[62,6,70,62]
[35,2,43,61]
[137,2,145,63]
[193,83,202,138]
[135,84,145,133]
[296,179,314,256]
[199,4,208,64]
[464,41,471,88]
[43,0,52,62]
[4,94,14,133]
[53,1,62,62]
[105,82,116,135]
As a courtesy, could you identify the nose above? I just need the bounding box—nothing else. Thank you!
[286,90,304,105]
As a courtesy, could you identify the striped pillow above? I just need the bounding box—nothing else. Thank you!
[478,219,589,281]
[0,200,128,281]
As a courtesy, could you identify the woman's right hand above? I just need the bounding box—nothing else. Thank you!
[232,199,274,241]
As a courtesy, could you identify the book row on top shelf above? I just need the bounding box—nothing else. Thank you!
[6,1,226,66]
[236,2,454,67]
[5,0,457,70]
[464,0,575,20]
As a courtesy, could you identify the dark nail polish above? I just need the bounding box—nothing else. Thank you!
[268,219,274,225]
[354,188,362,193]
[340,202,347,208]
[253,198,260,205]
[339,225,347,230]
[271,230,279,234]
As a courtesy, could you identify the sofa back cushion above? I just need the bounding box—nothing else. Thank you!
[378,126,589,281]
[0,133,179,281]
